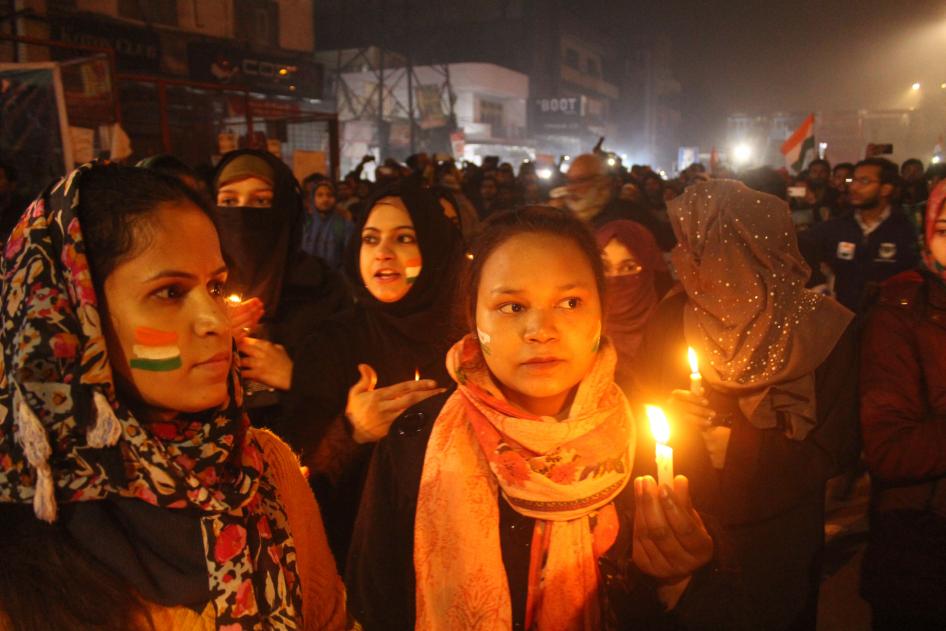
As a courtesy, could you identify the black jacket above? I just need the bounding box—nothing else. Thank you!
[346,388,743,631]
[799,209,919,313]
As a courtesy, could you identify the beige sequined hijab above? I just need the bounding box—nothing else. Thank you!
[668,180,853,439]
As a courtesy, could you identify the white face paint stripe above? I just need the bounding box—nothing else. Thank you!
[132,344,180,360]
[477,328,491,345]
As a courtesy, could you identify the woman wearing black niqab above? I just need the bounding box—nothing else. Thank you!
[284,180,465,569]
[212,149,353,425]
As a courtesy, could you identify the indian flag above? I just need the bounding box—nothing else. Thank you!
[405,258,422,285]
[130,327,182,372]
[781,114,816,173]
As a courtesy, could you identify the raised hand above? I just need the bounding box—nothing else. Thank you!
[346,364,446,443]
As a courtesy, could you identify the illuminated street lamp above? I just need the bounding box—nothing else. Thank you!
[733,143,752,165]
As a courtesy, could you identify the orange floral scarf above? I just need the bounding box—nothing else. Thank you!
[415,335,634,631]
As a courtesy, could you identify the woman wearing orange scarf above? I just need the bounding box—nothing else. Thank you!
[348,207,729,630]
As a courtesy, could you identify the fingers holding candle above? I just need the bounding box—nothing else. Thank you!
[633,475,714,582]
[227,297,264,342]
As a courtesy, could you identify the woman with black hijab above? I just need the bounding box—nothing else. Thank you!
[285,180,464,568]
[212,149,352,431]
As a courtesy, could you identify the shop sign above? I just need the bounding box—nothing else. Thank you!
[51,14,161,74]
[227,96,302,119]
[187,41,322,99]
[531,96,586,133]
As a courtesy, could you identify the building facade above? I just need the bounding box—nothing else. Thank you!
[2,0,336,180]
[315,0,638,164]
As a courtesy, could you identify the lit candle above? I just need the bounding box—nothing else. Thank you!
[414,368,420,382]
[646,405,674,488]
[688,346,703,395]
[227,293,243,305]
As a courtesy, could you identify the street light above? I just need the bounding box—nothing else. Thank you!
[733,143,752,165]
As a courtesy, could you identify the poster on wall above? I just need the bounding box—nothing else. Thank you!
[292,150,327,183]
[0,63,74,199]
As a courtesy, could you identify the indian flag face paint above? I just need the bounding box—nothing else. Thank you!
[477,328,492,355]
[405,258,422,285]
[130,327,182,372]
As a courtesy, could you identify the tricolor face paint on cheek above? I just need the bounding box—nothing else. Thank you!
[477,327,492,355]
[130,327,182,372]
[405,258,422,285]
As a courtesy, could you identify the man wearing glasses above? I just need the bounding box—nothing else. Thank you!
[799,157,919,313]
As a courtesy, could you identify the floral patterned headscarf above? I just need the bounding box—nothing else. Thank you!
[0,164,303,628]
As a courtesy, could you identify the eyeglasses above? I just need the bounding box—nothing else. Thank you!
[850,176,880,186]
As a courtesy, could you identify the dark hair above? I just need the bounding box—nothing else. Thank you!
[136,154,194,181]
[855,157,900,186]
[461,205,606,331]
[301,172,326,188]
[740,166,788,200]
[0,505,153,631]
[927,162,946,181]
[79,164,216,295]
[901,158,924,171]
[833,162,855,174]
[808,158,830,172]
[0,160,16,182]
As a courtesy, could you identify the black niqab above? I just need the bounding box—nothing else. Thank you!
[212,149,305,314]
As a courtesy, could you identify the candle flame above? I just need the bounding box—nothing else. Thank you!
[227,293,243,304]
[414,368,420,381]
[646,405,671,444]
[688,346,699,375]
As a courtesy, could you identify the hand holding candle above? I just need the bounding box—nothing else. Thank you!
[646,405,674,488]
[226,295,264,342]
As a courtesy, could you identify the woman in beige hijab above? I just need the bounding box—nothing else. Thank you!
[632,179,858,631]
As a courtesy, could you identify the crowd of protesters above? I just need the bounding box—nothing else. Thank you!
[0,137,943,631]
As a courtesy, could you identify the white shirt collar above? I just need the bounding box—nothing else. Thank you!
[854,206,891,237]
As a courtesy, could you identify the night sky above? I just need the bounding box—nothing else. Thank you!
[586,0,946,146]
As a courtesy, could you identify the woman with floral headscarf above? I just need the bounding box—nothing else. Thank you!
[859,180,946,630]
[0,164,349,630]
[633,180,858,631]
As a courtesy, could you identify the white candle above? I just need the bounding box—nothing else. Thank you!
[688,346,703,395]
[646,405,674,488]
